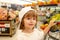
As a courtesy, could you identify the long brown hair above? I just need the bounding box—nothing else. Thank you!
[20,10,37,30]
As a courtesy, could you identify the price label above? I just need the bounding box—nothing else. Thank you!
[5,24,10,27]
[2,28,5,31]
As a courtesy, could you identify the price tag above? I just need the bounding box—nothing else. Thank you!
[0,23,5,28]
[2,28,5,31]
[5,24,10,27]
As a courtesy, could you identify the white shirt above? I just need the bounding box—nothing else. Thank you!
[16,28,44,40]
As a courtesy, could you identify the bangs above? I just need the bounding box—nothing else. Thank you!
[24,10,37,18]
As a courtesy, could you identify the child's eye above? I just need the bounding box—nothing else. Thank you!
[33,18,36,20]
[27,18,30,20]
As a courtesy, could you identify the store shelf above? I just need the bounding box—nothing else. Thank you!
[0,20,17,37]
[0,33,10,35]
[39,4,57,7]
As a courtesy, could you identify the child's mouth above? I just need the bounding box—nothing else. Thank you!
[29,24,34,26]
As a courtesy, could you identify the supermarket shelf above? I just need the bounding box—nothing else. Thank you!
[0,33,10,35]
[39,4,57,7]
[0,20,17,37]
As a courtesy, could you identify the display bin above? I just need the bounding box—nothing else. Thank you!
[0,20,17,37]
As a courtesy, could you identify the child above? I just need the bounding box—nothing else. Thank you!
[16,7,56,40]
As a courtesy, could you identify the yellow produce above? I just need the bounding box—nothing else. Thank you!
[45,24,48,27]
[40,24,48,30]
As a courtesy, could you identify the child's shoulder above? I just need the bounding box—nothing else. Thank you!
[34,28,44,36]
[34,28,44,34]
[17,29,22,32]
[16,29,24,36]
[16,29,22,34]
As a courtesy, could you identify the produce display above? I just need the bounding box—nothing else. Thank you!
[40,24,48,30]
[50,13,60,32]
[0,3,21,36]
[51,13,60,21]
[0,8,16,20]
[0,2,24,21]
[37,6,60,32]
[0,8,7,20]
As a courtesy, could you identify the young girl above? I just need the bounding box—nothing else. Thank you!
[16,7,56,40]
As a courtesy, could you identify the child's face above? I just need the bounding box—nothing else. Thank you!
[24,17,36,29]
[20,10,37,30]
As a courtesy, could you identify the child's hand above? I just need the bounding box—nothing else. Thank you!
[48,19,56,27]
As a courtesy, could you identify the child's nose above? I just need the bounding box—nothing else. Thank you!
[30,19,33,21]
